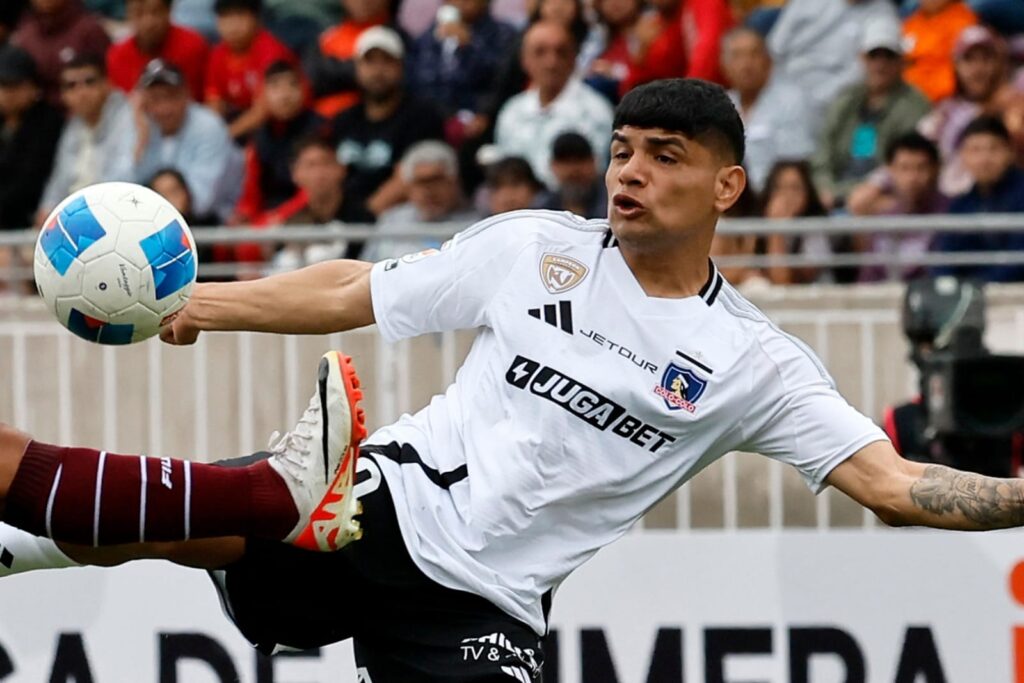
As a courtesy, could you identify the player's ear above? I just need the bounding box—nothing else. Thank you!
[713,165,746,214]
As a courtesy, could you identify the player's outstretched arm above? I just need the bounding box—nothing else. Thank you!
[826,441,1024,530]
[161,259,374,344]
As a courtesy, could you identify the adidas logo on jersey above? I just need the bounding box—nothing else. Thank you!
[527,301,573,335]
[0,544,13,569]
[506,355,676,453]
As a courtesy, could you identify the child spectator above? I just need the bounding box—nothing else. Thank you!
[932,115,1024,282]
[38,54,134,223]
[0,45,64,231]
[12,0,110,104]
[234,60,327,224]
[107,0,209,101]
[902,0,978,102]
[760,160,834,285]
[484,156,544,215]
[848,132,949,282]
[205,0,296,141]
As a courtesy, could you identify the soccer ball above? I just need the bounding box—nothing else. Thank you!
[34,182,198,345]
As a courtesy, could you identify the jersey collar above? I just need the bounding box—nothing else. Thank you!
[602,230,723,308]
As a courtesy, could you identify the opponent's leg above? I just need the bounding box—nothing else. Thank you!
[0,350,366,553]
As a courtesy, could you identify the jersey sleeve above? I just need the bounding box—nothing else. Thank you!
[739,333,889,494]
[369,214,533,342]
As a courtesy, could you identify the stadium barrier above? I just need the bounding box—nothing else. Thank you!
[5,281,1024,532]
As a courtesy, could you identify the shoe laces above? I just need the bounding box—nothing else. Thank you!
[267,396,320,469]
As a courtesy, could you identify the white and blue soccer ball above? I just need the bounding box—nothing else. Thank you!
[34,182,198,345]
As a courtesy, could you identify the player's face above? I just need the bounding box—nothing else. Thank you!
[606,126,745,249]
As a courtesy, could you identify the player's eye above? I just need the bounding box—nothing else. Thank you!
[656,155,676,165]
[612,151,631,161]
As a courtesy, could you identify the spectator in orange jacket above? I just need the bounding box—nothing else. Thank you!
[902,0,978,102]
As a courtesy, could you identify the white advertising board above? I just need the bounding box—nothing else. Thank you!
[2,531,1023,682]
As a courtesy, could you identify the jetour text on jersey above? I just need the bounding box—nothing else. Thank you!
[506,355,676,453]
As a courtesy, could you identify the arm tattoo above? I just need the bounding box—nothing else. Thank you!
[909,465,1024,529]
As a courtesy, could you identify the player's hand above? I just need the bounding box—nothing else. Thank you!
[159,305,200,346]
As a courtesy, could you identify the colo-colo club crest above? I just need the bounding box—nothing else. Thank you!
[654,363,707,413]
[540,253,589,294]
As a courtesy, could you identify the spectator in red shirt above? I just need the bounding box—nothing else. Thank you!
[622,0,733,94]
[12,0,110,105]
[234,60,327,224]
[206,0,296,141]
[107,0,209,101]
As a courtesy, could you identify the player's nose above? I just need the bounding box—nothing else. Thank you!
[615,153,647,187]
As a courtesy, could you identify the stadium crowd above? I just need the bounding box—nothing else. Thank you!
[1,0,1024,284]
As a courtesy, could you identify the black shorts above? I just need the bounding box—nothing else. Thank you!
[209,447,545,682]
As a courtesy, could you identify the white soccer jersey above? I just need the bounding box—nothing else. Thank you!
[367,210,888,635]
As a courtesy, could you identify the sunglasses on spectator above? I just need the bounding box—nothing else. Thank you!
[61,75,101,91]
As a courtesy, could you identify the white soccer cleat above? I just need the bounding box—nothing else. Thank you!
[268,350,367,551]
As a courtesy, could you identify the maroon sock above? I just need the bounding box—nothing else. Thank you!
[5,441,298,545]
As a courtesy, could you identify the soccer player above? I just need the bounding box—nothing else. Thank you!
[3,78,1024,681]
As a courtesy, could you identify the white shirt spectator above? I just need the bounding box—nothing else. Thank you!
[495,78,613,189]
[131,103,244,221]
[729,78,816,191]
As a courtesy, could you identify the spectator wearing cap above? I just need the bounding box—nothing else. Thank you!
[205,0,296,141]
[495,22,612,189]
[37,53,134,224]
[918,25,1015,197]
[902,0,978,103]
[721,26,814,192]
[848,132,949,282]
[768,0,900,134]
[811,18,930,208]
[12,0,110,105]
[234,60,327,224]
[365,141,480,262]
[541,132,607,218]
[484,156,544,215]
[330,26,445,223]
[409,0,516,135]
[107,0,210,102]
[0,45,64,231]
[131,60,243,221]
[305,0,405,119]
[932,115,1024,282]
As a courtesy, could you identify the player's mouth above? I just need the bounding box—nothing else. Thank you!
[612,194,646,220]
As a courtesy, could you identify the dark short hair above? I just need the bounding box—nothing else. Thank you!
[214,0,261,14]
[486,157,543,190]
[551,132,593,162]
[885,131,940,166]
[613,78,745,164]
[957,114,1011,148]
[264,59,300,80]
[61,52,107,77]
[290,135,336,165]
